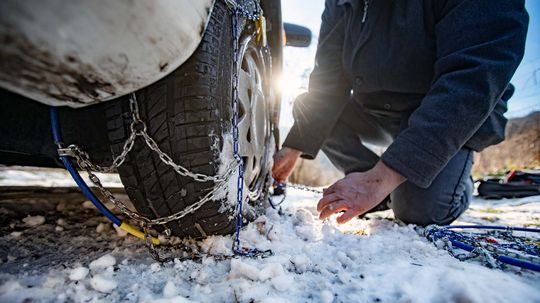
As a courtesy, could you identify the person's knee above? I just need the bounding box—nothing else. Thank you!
[390,195,443,226]
[390,182,470,226]
[391,148,474,226]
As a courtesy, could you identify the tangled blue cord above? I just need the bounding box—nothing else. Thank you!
[425,225,540,272]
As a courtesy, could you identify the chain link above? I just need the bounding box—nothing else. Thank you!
[223,0,262,21]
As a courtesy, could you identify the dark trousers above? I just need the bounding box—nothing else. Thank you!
[321,100,473,226]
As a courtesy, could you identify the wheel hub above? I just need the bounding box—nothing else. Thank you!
[237,38,270,193]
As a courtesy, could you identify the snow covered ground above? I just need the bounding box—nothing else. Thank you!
[0,167,539,303]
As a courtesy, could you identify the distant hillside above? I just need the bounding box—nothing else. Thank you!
[473,111,540,176]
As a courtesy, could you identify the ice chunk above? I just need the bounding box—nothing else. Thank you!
[258,263,285,281]
[162,280,178,298]
[290,255,310,274]
[22,215,45,226]
[89,254,116,270]
[229,259,260,281]
[294,208,314,225]
[69,267,89,281]
[200,236,233,255]
[82,200,94,209]
[9,231,22,238]
[113,224,128,237]
[90,275,117,293]
[295,225,317,241]
[271,275,294,291]
[96,223,107,233]
[140,296,196,303]
[0,280,22,293]
[150,263,161,272]
[320,290,333,303]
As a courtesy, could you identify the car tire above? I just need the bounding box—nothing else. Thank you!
[104,1,275,238]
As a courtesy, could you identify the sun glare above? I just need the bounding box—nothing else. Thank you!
[277,73,304,97]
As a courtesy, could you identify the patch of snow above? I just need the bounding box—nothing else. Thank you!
[150,262,161,272]
[90,274,117,293]
[140,295,197,303]
[215,132,254,218]
[1,184,539,302]
[89,254,116,270]
[9,231,22,239]
[114,224,128,237]
[0,166,122,187]
[69,267,89,281]
[0,280,22,293]
[229,259,260,281]
[162,280,178,298]
[200,236,234,255]
[96,222,107,233]
[320,290,334,303]
[22,215,45,226]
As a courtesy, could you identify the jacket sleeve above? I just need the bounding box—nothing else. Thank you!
[282,0,351,159]
[381,0,528,188]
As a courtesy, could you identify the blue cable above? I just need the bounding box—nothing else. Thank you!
[49,107,122,226]
[445,225,540,233]
[448,239,540,272]
[427,225,540,272]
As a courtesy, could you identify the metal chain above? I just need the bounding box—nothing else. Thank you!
[85,166,232,225]
[63,96,239,184]
[268,183,322,209]
[231,5,247,253]
[424,225,540,270]
[286,183,323,194]
[64,93,240,227]
[228,0,274,259]
[223,0,262,21]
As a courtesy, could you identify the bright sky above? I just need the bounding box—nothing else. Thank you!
[281,0,540,120]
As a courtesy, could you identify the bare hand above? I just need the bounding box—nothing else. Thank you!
[317,161,406,224]
[272,147,302,183]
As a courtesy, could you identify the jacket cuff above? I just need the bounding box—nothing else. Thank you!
[381,136,447,188]
[282,122,323,159]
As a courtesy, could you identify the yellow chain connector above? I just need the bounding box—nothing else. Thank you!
[255,16,267,47]
[119,222,160,245]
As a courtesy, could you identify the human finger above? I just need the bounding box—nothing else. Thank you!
[336,209,362,224]
[317,193,340,212]
[319,201,348,220]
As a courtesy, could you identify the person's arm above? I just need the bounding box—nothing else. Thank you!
[381,0,528,188]
[282,0,351,159]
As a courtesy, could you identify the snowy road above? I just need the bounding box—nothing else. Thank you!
[0,168,539,302]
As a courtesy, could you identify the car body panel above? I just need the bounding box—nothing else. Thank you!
[0,0,214,107]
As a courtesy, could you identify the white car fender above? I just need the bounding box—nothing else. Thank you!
[0,0,215,107]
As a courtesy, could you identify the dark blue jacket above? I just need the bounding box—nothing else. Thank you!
[283,0,529,188]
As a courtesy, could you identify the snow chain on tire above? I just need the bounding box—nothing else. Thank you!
[58,0,274,262]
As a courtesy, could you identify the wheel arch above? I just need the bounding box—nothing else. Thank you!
[0,0,215,108]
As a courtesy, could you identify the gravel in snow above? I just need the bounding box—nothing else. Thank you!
[22,215,45,227]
